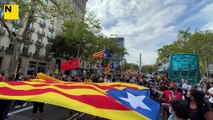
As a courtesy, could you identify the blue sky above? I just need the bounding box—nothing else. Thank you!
[86,0,213,65]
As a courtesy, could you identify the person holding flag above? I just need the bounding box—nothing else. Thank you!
[104,62,114,75]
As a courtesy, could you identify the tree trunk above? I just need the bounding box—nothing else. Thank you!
[8,8,35,77]
[9,39,21,77]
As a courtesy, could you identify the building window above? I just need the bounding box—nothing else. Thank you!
[38,27,44,34]
[49,23,53,29]
[50,17,54,23]
[29,23,33,29]
[12,27,19,34]
[0,7,3,18]
[48,32,53,38]
[43,0,48,5]
[35,47,40,56]
[37,36,42,42]
[41,10,46,17]
[17,19,21,25]
[40,18,45,25]
[50,23,53,28]
[8,43,14,51]
[61,19,65,25]
[22,44,29,54]
[2,0,7,3]
[29,23,34,31]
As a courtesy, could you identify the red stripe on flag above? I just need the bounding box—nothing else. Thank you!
[0,87,130,110]
[6,82,50,87]
[5,82,141,91]
[92,84,139,90]
[93,50,105,58]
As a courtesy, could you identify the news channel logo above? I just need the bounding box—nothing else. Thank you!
[3,4,19,20]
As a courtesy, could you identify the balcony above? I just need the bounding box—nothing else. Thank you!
[33,53,44,60]
[35,41,44,48]
[47,34,54,41]
[44,53,52,61]
[39,21,46,27]
[45,44,52,51]
[20,51,32,57]
[24,39,34,44]
[24,34,34,44]
[37,30,45,37]
[0,27,5,36]
[48,26,54,32]
[5,47,13,54]
[12,20,23,27]
[10,35,22,42]
[0,46,4,52]
[47,38,54,42]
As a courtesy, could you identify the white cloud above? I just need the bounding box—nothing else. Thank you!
[202,22,213,30]
[86,0,213,65]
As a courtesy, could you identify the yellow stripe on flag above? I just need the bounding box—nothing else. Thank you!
[0,81,150,120]
[36,73,62,83]
[0,92,149,120]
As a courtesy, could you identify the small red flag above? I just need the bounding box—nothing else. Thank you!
[61,58,80,70]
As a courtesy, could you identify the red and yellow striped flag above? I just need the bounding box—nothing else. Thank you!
[0,81,150,120]
[104,62,111,75]
[93,49,108,59]
[34,73,63,83]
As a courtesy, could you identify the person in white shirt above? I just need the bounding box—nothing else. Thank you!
[182,80,189,90]
[182,80,189,95]
[207,82,213,109]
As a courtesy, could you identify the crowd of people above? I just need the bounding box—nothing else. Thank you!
[0,71,213,120]
[44,72,213,120]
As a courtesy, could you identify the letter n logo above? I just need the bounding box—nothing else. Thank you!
[4,5,19,20]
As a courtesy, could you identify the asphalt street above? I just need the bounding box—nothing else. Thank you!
[5,103,108,120]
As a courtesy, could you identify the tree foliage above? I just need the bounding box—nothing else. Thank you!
[124,62,139,72]
[141,64,157,74]
[157,28,213,76]
[52,12,127,64]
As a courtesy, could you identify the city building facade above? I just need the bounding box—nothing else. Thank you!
[112,37,125,71]
[0,0,88,77]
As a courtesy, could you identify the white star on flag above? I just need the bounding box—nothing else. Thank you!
[119,92,151,111]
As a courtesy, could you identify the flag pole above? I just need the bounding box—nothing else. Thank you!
[76,46,80,75]
[99,58,102,75]
[77,46,80,58]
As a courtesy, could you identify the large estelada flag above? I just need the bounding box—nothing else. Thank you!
[93,49,108,59]
[61,58,80,70]
[0,78,160,120]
